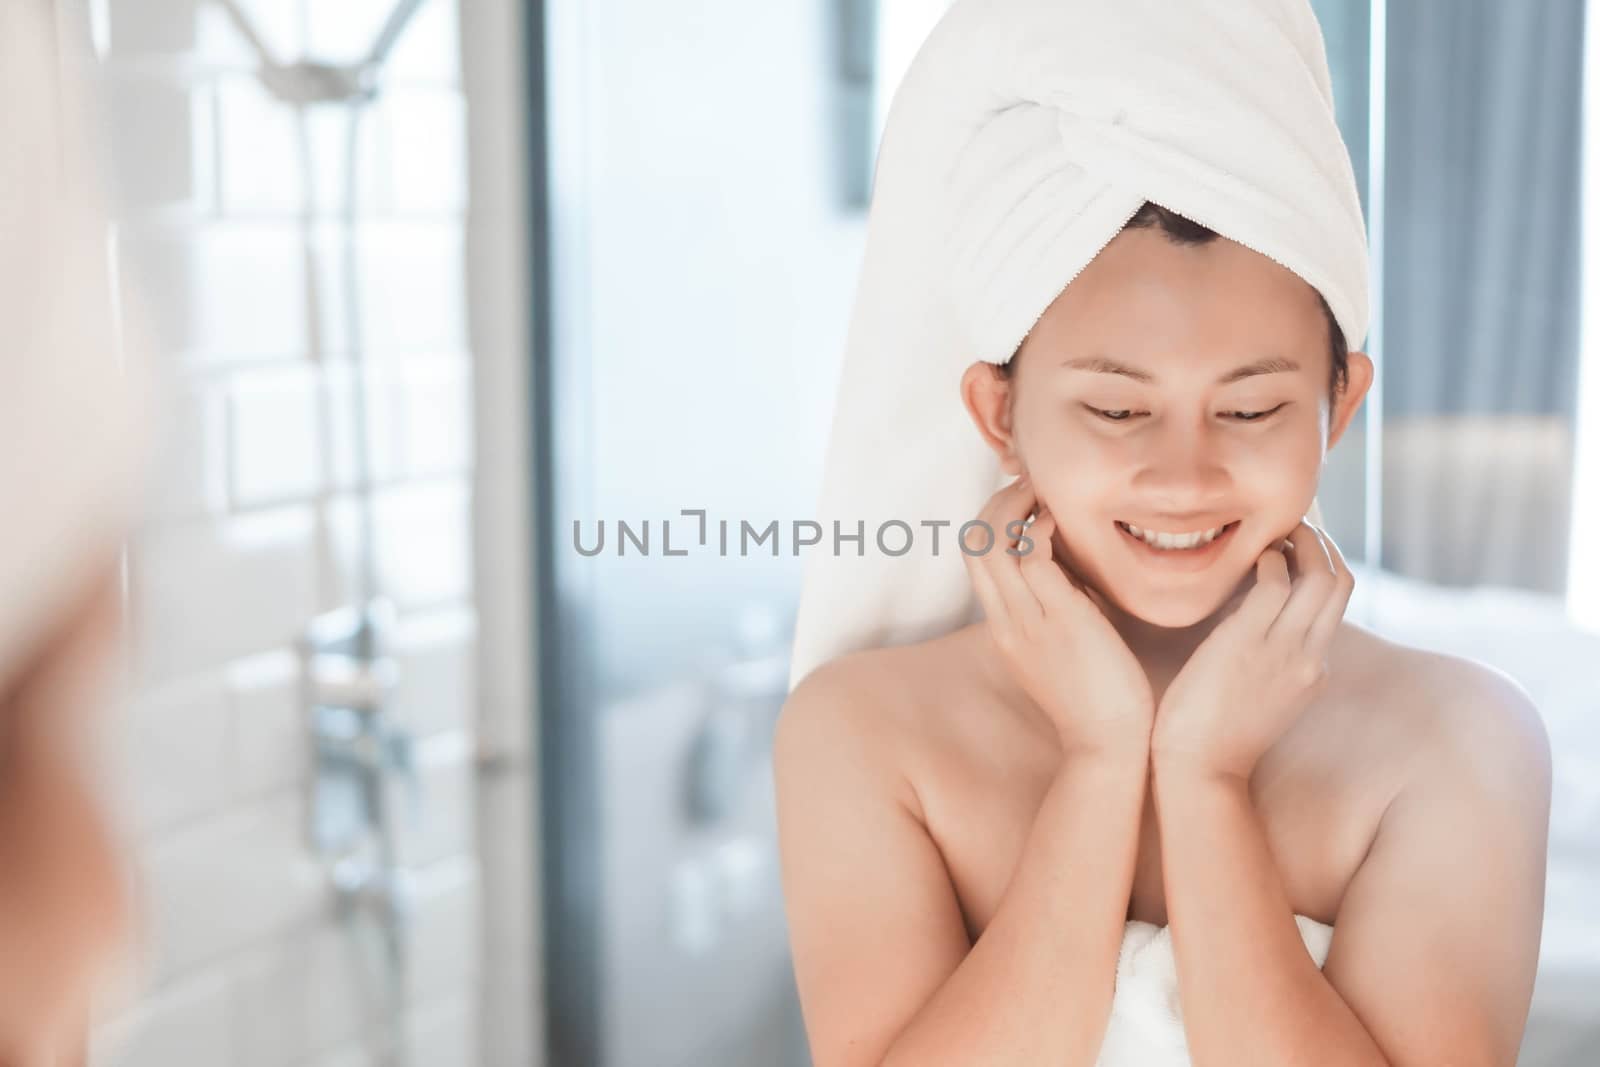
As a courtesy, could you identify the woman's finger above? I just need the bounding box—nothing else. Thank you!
[1240,541,1293,630]
[973,478,1043,626]
[1305,526,1354,653]
[1267,521,1336,643]
[1016,510,1086,618]
[1295,519,1337,580]
[960,478,1027,627]
[961,531,1010,630]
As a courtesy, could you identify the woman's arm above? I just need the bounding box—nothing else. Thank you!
[773,660,1147,1067]
[1314,660,1551,1067]
[1152,762,1393,1065]
[1153,656,1551,1067]
[1145,522,1549,1064]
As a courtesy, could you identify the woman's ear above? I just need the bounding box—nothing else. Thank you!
[1326,350,1374,450]
[960,360,1024,476]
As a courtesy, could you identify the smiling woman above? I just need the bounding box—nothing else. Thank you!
[774,1,1551,1065]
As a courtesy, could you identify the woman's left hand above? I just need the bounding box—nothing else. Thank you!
[1150,520,1355,782]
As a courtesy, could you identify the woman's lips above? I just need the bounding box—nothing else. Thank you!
[1114,519,1240,571]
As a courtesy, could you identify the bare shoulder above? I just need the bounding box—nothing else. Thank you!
[776,635,960,816]
[1339,621,1553,801]
[779,638,942,742]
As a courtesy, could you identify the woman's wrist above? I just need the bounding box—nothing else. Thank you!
[1054,738,1150,781]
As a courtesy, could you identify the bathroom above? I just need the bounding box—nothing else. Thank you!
[2,0,1597,1065]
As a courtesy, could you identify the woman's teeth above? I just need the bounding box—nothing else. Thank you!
[1117,520,1232,551]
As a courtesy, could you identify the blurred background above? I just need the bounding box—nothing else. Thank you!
[19,0,1596,1063]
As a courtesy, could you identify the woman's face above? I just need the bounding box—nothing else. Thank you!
[963,226,1372,628]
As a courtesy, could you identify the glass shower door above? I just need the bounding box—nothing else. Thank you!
[535,1,875,1064]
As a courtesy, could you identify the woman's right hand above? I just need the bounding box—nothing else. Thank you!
[962,475,1155,761]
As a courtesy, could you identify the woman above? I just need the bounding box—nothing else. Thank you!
[1,4,149,1064]
[772,2,1552,1065]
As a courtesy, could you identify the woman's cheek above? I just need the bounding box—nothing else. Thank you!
[1019,434,1132,542]
[1024,462,1099,525]
[1230,433,1324,537]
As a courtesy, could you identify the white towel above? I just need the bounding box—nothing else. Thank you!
[788,0,1368,691]
[0,4,149,683]
[1095,914,1335,1065]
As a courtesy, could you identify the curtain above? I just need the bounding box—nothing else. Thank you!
[1380,0,1585,592]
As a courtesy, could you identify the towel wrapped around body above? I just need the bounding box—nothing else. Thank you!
[1096,914,1335,1065]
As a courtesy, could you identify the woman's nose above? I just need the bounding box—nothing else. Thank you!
[1135,418,1230,499]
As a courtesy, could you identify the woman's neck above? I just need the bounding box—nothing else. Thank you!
[1094,567,1259,697]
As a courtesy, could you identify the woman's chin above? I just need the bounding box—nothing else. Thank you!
[1121,599,1214,630]
[1094,570,1257,630]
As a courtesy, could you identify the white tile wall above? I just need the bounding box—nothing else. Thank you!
[86,0,487,1063]
[324,483,474,614]
[137,792,331,982]
[143,382,230,520]
[301,107,388,217]
[382,90,468,214]
[116,672,232,838]
[227,365,324,507]
[221,857,480,1067]
[98,72,209,215]
[389,609,478,740]
[392,733,476,868]
[307,0,462,85]
[325,358,474,491]
[128,505,321,685]
[104,0,302,68]
[213,76,306,216]
[93,970,237,1067]
[227,650,307,799]
[123,224,311,364]
[346,223,470,354]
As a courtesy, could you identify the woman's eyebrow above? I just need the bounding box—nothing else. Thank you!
[1214,355,1302,383]
[1059,355,1302,384]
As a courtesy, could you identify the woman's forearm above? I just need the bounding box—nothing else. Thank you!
[879,751,1147,1067]
[1153,764,1389,1066]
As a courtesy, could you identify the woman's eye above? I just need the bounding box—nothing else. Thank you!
[1083,403,1287,423]
[1223,404,1287,422]
[1084,405,1141,422]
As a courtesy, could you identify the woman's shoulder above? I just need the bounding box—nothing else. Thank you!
[785,626,982,714]
[1333,619,1550,779]
[777,628,987,802]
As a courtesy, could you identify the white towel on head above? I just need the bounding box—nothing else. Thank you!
[0,4,149,684]
[789,0,1366,691]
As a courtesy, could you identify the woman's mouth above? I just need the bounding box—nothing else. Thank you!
[1114,519,1240,570]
